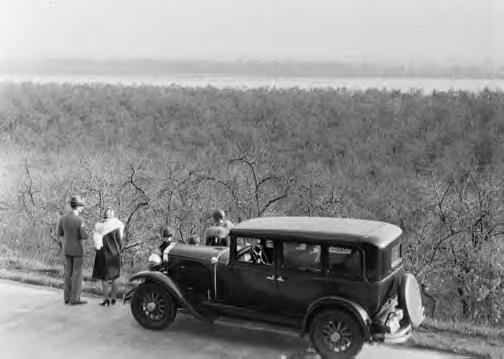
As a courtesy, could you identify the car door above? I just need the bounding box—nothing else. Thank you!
[218,237,279,313]
[273,240,327,318]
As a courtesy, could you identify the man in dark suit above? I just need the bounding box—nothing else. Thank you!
[58,195,89,305]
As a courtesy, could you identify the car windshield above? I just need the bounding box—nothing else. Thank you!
[235,237,274,265]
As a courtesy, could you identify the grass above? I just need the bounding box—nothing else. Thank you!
[0,252,132,298]
[422,317,504,342]
[0,254,502,358]
[411,318,504,359]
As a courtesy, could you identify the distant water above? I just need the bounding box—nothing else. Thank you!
[0,73,503,92]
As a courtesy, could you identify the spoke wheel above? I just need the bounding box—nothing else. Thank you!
[309,310,364,359]
[131,282,176,330]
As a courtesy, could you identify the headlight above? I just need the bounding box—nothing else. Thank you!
[148,253,162,265]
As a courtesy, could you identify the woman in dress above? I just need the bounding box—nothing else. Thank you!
[92,207,125,306]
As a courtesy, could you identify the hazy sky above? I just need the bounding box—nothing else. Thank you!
[0,0,502,66]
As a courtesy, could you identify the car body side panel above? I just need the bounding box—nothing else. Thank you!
[168,259,214,295]
[168,245,228,263]
[272,268,327,317]
[216,261,278,312]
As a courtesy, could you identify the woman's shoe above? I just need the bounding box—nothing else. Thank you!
[111,297,116,306]
[99,299,110,306]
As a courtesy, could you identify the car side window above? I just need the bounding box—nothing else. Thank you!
[282,242,321,273]
[328,246,363,280]
[236,237,273,266]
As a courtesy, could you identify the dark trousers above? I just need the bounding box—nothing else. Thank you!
[64,255,83,303]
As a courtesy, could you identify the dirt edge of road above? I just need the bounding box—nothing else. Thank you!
[0,257,500,359]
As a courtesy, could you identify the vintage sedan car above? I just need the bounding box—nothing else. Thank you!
[125,217,424,359]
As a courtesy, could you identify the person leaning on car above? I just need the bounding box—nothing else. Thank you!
[57,195,89,305]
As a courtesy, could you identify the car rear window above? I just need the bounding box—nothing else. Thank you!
[391,243,402,268]
[328,246,363,280]
[282,242,321,272]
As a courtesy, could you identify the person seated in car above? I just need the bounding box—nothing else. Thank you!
[158,225,176,261]
[204,225,229,247]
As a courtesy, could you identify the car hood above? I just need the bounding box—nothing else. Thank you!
[169,244,229,263]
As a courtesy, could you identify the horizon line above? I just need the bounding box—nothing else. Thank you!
[0,57,502,69]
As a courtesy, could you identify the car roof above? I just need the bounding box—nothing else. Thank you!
[230,216,402,248]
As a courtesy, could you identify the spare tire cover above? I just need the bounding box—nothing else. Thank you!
[401,273,424,328]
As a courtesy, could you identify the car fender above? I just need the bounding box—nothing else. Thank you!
[128,271,210,322]
[302,296,371,339]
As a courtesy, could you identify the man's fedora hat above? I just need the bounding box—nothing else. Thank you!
[70,195,85,207]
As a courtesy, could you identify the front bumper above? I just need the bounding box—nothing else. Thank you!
[372,324,412,344]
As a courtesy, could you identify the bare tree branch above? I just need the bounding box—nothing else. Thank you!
[427,229,463,266]
[124,165,151,242]
[49,227,62,251]
[257,175,282,189]
[127,164,149,200]
[230,156,261,212]
[258,175,296,216]
[22,160,40,206]
[198,175,239,202]
[258,192,289,216]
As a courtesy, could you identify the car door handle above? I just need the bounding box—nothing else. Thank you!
[266,275,275,281]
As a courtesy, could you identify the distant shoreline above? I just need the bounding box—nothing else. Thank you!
[2,59,503,80]
[2,71,503,81]
[1,73,503,92]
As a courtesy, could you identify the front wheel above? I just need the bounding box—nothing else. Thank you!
[309,309,364,359]
[130,281,177,330]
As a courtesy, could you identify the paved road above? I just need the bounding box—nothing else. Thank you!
[0,279,460,359]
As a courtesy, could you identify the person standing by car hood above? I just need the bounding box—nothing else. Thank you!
[210,209,233,230]
[204,209,232,246]
[58,195,89,305]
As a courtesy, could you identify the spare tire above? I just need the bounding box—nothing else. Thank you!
[399,272,424,328]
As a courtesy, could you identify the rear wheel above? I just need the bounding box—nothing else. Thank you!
[130,281,177,330]
[309,309,364,359]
